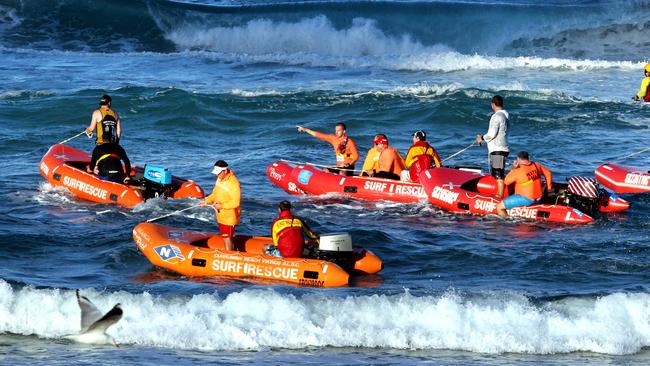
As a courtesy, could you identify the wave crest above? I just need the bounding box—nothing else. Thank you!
[1,280,649,354]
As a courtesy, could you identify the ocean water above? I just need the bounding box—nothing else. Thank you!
[1,0,649,364]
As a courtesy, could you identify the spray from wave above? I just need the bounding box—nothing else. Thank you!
[163,15,642,72]
[1,280,649,354]
[2,0,649,63]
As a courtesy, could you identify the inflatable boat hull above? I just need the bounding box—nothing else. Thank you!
[267,161,426,203]
[39,144,204,207]
[132,222,382,287]
[595,164,650,194]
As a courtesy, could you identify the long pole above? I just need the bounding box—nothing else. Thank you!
[612,146,650,162]
[279,159,362,173]
[58,131,87,145]
[146,205,200,223]
[441,142,477,163]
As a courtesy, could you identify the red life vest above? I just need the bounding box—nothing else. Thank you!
[272,212,304,258]
[409,142,435,183]
[645,84,650,102]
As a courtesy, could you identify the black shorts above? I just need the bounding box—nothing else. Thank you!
[328,164,355,176]
[489,151,509,180]
[373,171,400,180]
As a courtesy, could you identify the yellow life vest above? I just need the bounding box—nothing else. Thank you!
[96,108,118,144]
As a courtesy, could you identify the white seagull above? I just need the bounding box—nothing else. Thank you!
[64,290,123,347]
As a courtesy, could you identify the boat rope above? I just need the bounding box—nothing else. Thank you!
[58,131,89,145]
[147,204,200,223]
[441,142,477,163]
[612,146,650,162]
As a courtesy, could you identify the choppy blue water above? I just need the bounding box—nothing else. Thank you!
[1,0,649,364]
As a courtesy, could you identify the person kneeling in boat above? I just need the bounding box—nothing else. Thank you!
[266,200,318,258]
[401,130,441,183]
[632,63,650,102]
[200,160,241,251]
[360,135,405,180]
[87,142,131,184]
[297,123,359,176]
[496,151,553,217]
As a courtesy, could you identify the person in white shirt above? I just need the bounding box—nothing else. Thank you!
[476,95,510,198]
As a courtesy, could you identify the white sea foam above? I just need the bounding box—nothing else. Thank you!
[163,16,642,72]
[0,90,57,100]
[229,88,283,97]
[392,82,463,97]
[34,182,75,205]
[1,280,648,354]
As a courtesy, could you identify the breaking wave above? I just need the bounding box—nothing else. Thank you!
[1,0,649,63]
[1,280,649,354]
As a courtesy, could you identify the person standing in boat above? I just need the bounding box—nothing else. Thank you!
[297,123,359,176]
[85,95,122,145]
[360,135,405,180]
[495,151,553,217]
[200,160,241,251]
[402,130,441,183]
[476,95,510,198]
[632,63,650,102]
[266,200,319,258]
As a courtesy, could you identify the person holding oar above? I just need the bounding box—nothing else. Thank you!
[85,95,122,145]
[57,94,122,146]
[199,160,241,251]
[150,161,242,251]
[81,95,133,183]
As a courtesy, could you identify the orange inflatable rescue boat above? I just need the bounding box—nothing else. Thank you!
[133,222,383,287]
[39,144,204,207]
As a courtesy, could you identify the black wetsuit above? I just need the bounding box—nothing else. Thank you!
[89,143,131,182]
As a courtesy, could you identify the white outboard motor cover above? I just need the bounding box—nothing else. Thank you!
[319,233,353,252]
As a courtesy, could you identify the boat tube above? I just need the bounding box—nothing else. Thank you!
[267,161,426,202]
[595,164,650,194]
[39,144,204,207]
[418,167,629,224]
[132,222,383,287]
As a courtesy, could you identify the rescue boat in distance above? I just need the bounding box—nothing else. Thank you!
[39,144,204,208]
[419,167,629,224]
[132,222,383,288]
[595,164,650,194]
[266,161,427,202]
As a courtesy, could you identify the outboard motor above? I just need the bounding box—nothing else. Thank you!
[315,233,354,272]
[566,176,604,217]
[142,165,173,199]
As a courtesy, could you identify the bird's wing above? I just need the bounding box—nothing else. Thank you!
[76,290,103,332]
[86,304,123,334]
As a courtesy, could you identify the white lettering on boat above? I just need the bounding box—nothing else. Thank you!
[508,206,538,219]
[211,258,299,280]
[269,168,284,182]
[363,181,388,192]
[394,184,425,196]
[431,186,459,204]
[474,199,497,212]
[62,176,108,200]
[132,229,148,250]
[287,182,303,193]
[624,173,650,186]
